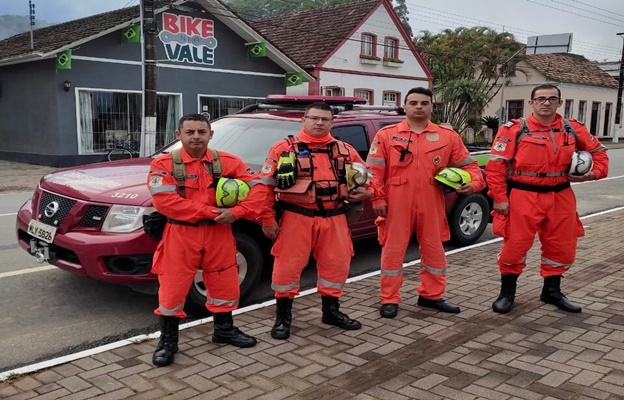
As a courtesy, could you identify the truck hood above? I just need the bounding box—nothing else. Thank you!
[39,158,154,206]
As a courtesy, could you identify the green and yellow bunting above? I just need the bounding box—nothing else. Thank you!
[248,42,266,58]
[121,25,141,43]
[285,72,303,87]
[55,50,72,70]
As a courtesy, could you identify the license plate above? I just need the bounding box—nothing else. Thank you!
[27,220,57,244]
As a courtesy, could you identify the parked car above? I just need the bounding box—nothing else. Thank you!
[16,95,491,315]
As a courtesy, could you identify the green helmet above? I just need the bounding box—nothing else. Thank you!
[434,167,471,190]
[216,177,250,207]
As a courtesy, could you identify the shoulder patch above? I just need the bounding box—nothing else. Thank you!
[148,176,163,187]
[494,142,508,152]
[245,167,256,176]
[504,121,515,128]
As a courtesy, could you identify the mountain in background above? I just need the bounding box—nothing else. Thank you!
[0,15,51,40]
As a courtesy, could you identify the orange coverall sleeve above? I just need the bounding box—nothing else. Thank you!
[485,123,519,204]
[448,133,485,193]
[218,152,270,221]
[258,141,287,227]
[568,120,609,180]
[366,130,390,208]
[147,156,217,223]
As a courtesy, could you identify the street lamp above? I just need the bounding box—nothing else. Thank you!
[614,32,624,142]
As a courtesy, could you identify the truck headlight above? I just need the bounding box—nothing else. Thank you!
[101,205,156,233]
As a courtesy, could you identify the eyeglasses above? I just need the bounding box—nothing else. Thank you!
[304,116,333,123]
[532,96,560,104]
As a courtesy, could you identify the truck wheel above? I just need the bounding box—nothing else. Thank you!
[448,193,490,247]
[184,232,264,317]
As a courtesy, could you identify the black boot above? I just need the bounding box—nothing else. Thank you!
[492,274,518,314]
[540,275,582,313]
[212,312,257,348]
[271,297,293,340]
[321,295,362,330]
[152,316,179,367]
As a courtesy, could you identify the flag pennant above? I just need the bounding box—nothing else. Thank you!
[248,42,266,58]
[121,25,141,43]
[285,72,303,87]
[55,50,72,70]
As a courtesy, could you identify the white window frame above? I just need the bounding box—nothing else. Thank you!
[382,91,400,106]
[578,100,587,123]
[383,37,398,59]
[354,89,373,105]
[324,87,345,97]
[361,34,375,57]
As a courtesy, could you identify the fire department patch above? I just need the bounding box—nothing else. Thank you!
[433,155,442,165]
[261,163,272,174]
[494,142,507,152]
[589,135,595,142]
[426,133,439,142]
[149,176,163,187]
[369,145,378,155]
[245,167,255,176]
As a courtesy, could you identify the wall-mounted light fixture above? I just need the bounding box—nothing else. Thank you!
[63,80,71,92]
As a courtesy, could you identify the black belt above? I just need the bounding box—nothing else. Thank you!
[508,180,570,193]
[281,202,346,218]
[167,218,217,226]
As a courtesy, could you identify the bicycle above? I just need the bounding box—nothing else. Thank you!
[107,135,141,161]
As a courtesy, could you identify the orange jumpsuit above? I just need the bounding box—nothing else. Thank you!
[486,114,608,277]
[260,129,369,299]
[367,120,485,303]
[147,147,268,318]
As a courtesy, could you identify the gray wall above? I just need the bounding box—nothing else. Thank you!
[0,6,289,167]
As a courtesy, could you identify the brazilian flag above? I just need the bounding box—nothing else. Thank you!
[285,72,303,87]
[55,50,72,70]
[121,25,141,43]
[248,42,266,58]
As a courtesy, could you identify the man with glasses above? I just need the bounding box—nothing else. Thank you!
[260,102,372,340]
[486,84,609,314]
[367,87,485,319]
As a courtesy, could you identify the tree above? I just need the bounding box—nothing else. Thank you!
[415,27,525,133]
[392,0,412,38]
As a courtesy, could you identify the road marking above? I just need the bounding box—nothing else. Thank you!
[0,265,56,279]
[0,213,17,217]
[2,204,624,381]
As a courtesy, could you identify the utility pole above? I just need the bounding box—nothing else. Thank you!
[614,32,624,143]
[141,0,158,157]
[28,0,35,50]
[497,46,526,127]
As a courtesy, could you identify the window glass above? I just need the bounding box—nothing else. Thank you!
[331,124,369,159]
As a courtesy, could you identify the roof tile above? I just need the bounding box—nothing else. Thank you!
[526,53,618,88]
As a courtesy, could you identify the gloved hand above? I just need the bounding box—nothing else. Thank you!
[275,151,296,189]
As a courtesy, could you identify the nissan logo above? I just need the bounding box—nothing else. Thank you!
[44,201,60,218]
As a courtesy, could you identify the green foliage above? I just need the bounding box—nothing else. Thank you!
[481,115,500,130]
[392,0,413,37]
[224,0,356,19]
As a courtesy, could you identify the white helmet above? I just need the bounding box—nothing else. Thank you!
[569,151,593,175]
[346,162,371,191]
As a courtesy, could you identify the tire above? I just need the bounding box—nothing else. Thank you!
[107,148,133,161]
[184,232,264,317]
[448,193,490,247]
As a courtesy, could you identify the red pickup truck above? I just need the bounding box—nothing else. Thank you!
[16,96,491,315]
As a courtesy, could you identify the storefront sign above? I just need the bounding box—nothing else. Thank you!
[159,13,218,65]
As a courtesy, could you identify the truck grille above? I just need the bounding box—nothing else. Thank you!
[79,206,110,227]
[37,192,76,227]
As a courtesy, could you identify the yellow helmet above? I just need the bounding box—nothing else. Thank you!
[434,167,471,190]
[215,177,250,207]
[346,162,371,191]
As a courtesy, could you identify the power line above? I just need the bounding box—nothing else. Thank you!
[545,0,624,23]
[568,0,624,18]
[523,0,623,27]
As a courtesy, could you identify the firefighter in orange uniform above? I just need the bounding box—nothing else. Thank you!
[260,102,372,340]
[147,113,268,367]
[486,84,608,314]
[367,87,485,319]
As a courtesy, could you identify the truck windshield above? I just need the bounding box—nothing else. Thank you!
[157,117,301,166]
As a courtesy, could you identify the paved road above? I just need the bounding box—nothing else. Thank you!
[0,148,623,373]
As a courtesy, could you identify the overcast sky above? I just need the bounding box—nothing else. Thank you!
[1,0,622,61]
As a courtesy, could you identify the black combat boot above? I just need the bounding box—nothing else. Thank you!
[540,275,582,313]
[152,316,179,367]
[492,274,519,314]
[271,297,293,340]
[321,295,362,330]
[212,312,257,347]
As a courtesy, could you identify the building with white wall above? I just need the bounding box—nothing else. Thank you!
[251,0,433,105]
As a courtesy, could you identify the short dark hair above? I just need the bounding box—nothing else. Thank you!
[305,102,334,116]
[531,84,561,100]
[405,87,433,103]
[178,113,210,130]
